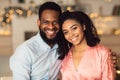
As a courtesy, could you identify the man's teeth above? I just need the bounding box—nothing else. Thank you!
[47,30,54,34]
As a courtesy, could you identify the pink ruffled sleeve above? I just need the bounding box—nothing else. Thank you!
[101,48,115,80]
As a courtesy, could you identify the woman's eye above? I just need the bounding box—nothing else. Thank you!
[63,31,68,34]
[72,26,77,30]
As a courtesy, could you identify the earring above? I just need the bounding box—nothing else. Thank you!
[68,43,70,49]
[83,25,86,30]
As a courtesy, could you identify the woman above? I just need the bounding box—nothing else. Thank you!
[58,11,115,80]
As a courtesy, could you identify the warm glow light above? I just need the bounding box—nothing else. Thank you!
[9,9,14,14]
[0,28,11,36]
[27,10,32,16]
[16,9,23,15]
[104,0,112,2]
[114,29,120,35]
[67,6,72,11]
[0,3,38,36]
[89,13,99,18]
[104,17,113,21]
[117,70,120,74]
[97,30,104,35]
[6,18,10,23]
[6,13,9,17]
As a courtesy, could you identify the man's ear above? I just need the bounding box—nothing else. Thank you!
[37,19,40,27]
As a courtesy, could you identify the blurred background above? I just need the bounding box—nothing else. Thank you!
[0,0,120,79]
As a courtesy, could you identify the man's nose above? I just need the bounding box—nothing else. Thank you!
[48,22,54,28]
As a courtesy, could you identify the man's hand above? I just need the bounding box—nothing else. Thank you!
[111,52,118,68]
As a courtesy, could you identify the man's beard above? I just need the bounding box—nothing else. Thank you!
[39,29,59,45]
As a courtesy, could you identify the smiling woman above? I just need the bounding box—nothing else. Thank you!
[61,20,85,46]
[58,11,115,80]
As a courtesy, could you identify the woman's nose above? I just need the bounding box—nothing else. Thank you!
[69,31,74,37]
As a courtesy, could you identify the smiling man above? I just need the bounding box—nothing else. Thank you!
[10,2,62,80]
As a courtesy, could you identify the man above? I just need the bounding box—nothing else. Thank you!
[10,2,62,80]
[10,1,117,80]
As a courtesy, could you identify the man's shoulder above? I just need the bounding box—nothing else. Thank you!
[15,35,37,52]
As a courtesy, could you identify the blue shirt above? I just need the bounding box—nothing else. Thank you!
[10,32,61,80]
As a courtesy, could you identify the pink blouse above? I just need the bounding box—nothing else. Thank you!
[60,45,115,80]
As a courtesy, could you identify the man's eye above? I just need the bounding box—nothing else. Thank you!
[53,21,58,25]
[42,21,49,24]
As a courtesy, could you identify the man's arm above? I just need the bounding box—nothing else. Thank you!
[9,46,31,80]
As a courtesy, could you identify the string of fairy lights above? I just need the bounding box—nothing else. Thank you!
[0,6,38,27]
[0,4,79,36]
[0,1,40,36]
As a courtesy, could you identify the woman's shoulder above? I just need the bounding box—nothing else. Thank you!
[98,44,110,51]
[92,44,110,51]
[92,44,111,56]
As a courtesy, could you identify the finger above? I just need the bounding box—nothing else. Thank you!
[111,52,117,56]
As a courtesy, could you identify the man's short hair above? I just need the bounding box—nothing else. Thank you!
[38,2,62,19]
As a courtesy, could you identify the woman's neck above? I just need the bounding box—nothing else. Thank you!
[72,39,88,53]
[72,44,88,54]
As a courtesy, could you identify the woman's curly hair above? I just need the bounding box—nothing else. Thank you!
[58,11,100,60]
